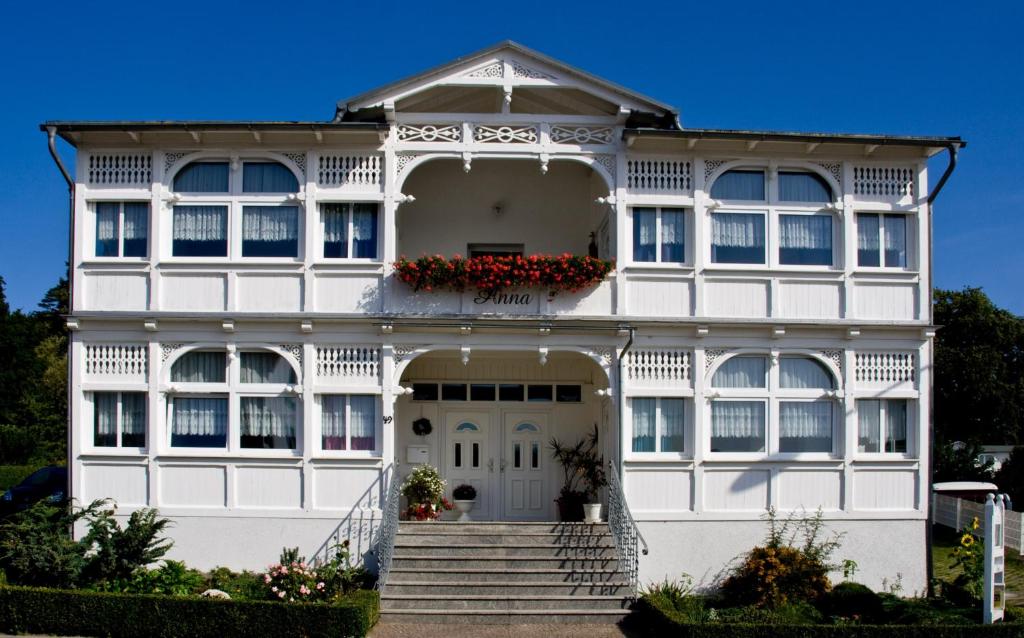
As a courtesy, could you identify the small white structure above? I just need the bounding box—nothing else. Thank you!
[984,494,1007,624]
[45,41,963,592]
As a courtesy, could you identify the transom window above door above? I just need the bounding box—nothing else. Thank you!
[411,382,583,403]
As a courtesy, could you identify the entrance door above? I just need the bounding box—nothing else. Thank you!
[444,410,493,520]
[502,412,550,521]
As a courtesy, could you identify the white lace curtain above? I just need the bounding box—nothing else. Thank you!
[713,356,767,388]
[779,401,832,438]
[884,215,907,265]
[321,396,346,438]
[240,352,295,384]
[121,393,146,435]
[94,392,117,436]
[173,206,226,241]
[712,213,764,248]
[96,203,118,242]
[858,214,880,252]
[323,205,348,244]
[660,398,685,451]
[779,215,832,249]
[779,357,834,389]
[858,400,881,451]
[123,203,148,240]
[886,400,908,446]
[711,401,765,438]
[171,351,226,383]
[242,206,298,241]
[661,210,684,246]
[352,205,376,243]
[349,395,376,450]
[631,398,656,452]
[172,397,228,435]
[240,397,296,438]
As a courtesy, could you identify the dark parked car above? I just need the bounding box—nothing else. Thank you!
[0,466,67,516]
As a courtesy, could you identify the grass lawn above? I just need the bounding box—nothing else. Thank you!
[932,523,1024,600]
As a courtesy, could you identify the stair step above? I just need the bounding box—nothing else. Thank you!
[394,545,617,558]
[383,582,632,596]
[398,522,610,535]
[389,568,624,583]
[381,594,629,611]
[395,533,613,545]
[392,556,620,570]
[379,608,630,624]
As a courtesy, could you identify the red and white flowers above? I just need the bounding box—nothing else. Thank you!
[393,253,614,295]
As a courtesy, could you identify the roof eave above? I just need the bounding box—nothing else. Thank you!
[625,127,966,151]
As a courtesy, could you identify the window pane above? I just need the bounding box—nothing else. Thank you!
[240,352,296,384]
[633,208,656,262]
[171,397,228,447]
[173,206,227,257]
[857,214,880,267]
[661,209,685,263]
[242,206,299,257]
[322,204,348,258]
[527,385,553,402]
[779,215,832,265]
[240,397,297,449]
[857,400,881,453]
[710,170,765,201]
[779,401,832,453]
[454,442,462,468]
[120,392,147,448]
[531,441,540,469]
[556,385,582,403]
[779,357,834,389]
[470,384,496,401]
[96,203,120,257]
[710,401,765,452]
[122,203,149,257]
[513,442,522,469]
[171,351,226,383]
[412,383,438,401]
[352,204,378,259]
[884,215,907,267]
[660,398,685,452]
[442,384,467,401]
[632,398,656,452]
[321,395,346,450]
[173,162,229,193]
[349,396,376,451]
[93,392,118,447]
[242,162,298,193]
[473,442,481,468]
[712,356,767,388]
[886,399,908,453]
[499,384,524,401]
[711,213,765,264]
[778,171,832,203]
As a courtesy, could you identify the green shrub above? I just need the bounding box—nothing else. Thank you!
[81,505,173,586]
[0,464,40,491]
[640,576,710,624]
[0,585,379,638]
[99,560,205,596]
[821,582,884,623]
[205,567,266,601]
[711,602,822,625]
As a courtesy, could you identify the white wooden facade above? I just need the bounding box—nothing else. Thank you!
[53,42,962,591]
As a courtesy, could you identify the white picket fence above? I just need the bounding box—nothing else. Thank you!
[933,493,1023,553]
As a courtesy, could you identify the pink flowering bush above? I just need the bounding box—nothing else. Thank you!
[263,557,327,603]
[260,543,373,603]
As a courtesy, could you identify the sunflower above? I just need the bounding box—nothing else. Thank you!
[961,533,976,548]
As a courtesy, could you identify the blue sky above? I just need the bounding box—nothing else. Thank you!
[0,0,1021,313]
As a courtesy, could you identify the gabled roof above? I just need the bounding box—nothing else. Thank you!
[334,40,679,126]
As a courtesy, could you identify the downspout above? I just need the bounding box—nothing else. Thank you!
[923,142,959,598]
[616,326,635,481]
[45,126,75,515]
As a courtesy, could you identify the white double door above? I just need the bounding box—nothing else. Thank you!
[444,409,550,521]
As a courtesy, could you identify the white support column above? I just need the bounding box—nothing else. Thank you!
[915,161,930,322]
[68,333,84,530]
[841,161,856,318]
[917,338,932,512]
[148,150,161,311]
[693,158,707,317]
[692,347,706,514]
[842,348,857,512]
[381,135,397,314]
[303,151,318,313]
[302,341,316,511]
[71,152,88,313]
[147,338,161,507]
[614,153,628,315]
[381,343,396,468]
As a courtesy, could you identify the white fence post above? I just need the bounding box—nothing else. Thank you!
[984,493,1006,624]
[956,496,963,530]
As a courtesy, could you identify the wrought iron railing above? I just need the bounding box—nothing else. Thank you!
[373,463,401,592]
[607,459,648,597]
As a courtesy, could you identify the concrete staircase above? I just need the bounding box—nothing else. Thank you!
[380,521,633,624]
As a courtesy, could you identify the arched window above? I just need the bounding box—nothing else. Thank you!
[242,161,299,193]
[777,356,836,454]
[710,356,768,453]
[712,356,768,388]
[779,356,835,390]
[173,161,230,193]
[710,169,765,201]
[514,422,539,433]
[456,422,480,432]
[168,348,300,450]
[778,171,832,203]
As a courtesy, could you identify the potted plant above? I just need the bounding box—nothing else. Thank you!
[401,465,454,521]
[452,484,477,522]
[550,425,606,523]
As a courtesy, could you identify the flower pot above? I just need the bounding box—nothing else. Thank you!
[583,502,602,524]
[453,499,475,522]
[555,492,586,522]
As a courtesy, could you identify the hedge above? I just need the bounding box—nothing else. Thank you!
[0,464,40,491]
[631,596,1024,637]
[0,585,379,638]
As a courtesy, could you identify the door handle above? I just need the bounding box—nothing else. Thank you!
[487,458,494,473]
[500,458,507,472]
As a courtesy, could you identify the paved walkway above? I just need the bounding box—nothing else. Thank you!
[369,623,635,637]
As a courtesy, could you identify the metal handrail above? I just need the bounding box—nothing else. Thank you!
[606,459,649,596]
[373,463,401,592]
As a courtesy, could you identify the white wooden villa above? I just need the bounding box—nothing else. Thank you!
[44,41,962,620]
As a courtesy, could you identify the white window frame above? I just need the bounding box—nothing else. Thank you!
[318,202,382,262]
[854,212,915,271]
[87,200,150,261]
[314,393,381,457]
[87,390,148,452]
[627,396,691,458]
[165,348,302,456]
[628,207,691,267]
[856,398,914,458]
[775,209,838,269]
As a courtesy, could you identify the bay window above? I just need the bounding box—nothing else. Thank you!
[320,395,378,452]
[711,212,766,264]
[322,203,379,259]
[92,391,147,448]
[857,213,908,268]
[632,207,686,263]
[631,397,687,454]
[857,399,909,454]
[95,202,149,257]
